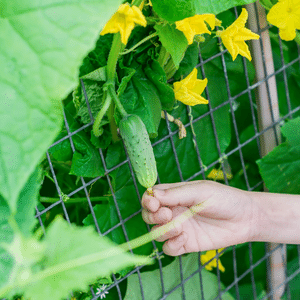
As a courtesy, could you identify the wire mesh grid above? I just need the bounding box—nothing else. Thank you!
[35,2,300,299]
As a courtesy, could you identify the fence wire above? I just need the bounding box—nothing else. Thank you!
[36,2,300,299]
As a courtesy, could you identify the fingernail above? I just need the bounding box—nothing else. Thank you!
[154,189,165,197]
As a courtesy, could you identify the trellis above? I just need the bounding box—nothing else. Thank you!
[37,1,300,299]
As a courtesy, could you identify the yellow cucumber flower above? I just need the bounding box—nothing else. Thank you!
[173,68,208,106]
[200,249,225,272]
[100,3,147,45]
[267,0,300,41]
[207,168,233,181]
[175,14,217,44]
[219,8,260,61]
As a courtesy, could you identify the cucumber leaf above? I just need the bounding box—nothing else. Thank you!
[4,217,153,300]
[0,167,41,288]
[173,42,200,81]
[0,0,122,212]
[151,0,256,22]
[124,252,234,299]
[144,60,175,111]
[257,117,300,194]
[155,23,188,68]
[119,64,162,138]
[65,103,105,178]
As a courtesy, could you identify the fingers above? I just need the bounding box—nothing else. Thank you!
[152,181,213,207]
[162,232,188,256]
[142,195,160,212]
[151,222,183,242]
[142,181,207,212]
[142,207,172,224]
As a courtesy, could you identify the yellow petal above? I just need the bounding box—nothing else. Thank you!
[234,8,248,29]
[131,5,147,27]
[267,0,300,41]
[175,21,195,44]
[267,1,290,28]
[215,18,222,27]
[100,3,146,45]
[235,41,252,61]
[119,22,136,44]
[220,8,258,61]
[173,68,208,106]
[178,68,198,89]
[279,27,296,41]
[176,14,216,45]
[234,28,260,41]
[200,249,226,272]
[191,78,208,95]
[220,32,239,61]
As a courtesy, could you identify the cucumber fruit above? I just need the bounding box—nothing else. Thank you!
[119,114,157,192]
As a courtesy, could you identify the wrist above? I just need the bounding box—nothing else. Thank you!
[249,191,300,244]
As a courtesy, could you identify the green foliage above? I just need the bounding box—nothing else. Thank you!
[193,0,257,15]
[151,0,196,22]
[151,0,256,22]
[0,167,41,289]
[0,0,122,212]
[125,252,234,299]
[155,23,188,68]
[173,42,200,81]
[144,60,175,110]
[257,117,300,194]
[2,217,152,300]
[2,0,299,298]
[49,103,106,178]
[119,63,162,138]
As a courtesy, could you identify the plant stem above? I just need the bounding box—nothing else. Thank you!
[93,91,112,137]
[3,200,213,296]
[108,101,120,142]
[40,196,109,204]
[106,32,123,83]
[120,32,158,55]
[108,84,128,118]
[119,199,213,252]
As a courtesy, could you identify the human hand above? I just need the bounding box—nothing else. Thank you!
[142,181,258,256]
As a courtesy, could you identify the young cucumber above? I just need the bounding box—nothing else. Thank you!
[119,114,157,193]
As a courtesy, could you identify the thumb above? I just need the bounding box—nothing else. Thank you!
[152,181,214,207]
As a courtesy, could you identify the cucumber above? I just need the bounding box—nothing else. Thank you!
[119,114,157,192]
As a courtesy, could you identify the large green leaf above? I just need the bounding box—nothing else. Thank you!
[3,217,152,300]
[144,60,175,111]
[154,23,188,68]
[0,167,41,288]
[173,42,199,81]
[61,102,105,178]
[193,0,256,15]
[125,252,234,299]
[257,117,300,194]
[0,0,122,212]
[151,0,256,22]
[119,64,162,138]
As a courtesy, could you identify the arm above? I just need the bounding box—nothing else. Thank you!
[250,191,300,244]
[142,181,300,256]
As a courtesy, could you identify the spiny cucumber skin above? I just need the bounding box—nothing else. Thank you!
[119,115,157,189]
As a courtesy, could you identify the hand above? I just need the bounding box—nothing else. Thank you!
[142,181,258,256]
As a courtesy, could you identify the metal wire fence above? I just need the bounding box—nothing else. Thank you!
[36,2,300,299]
